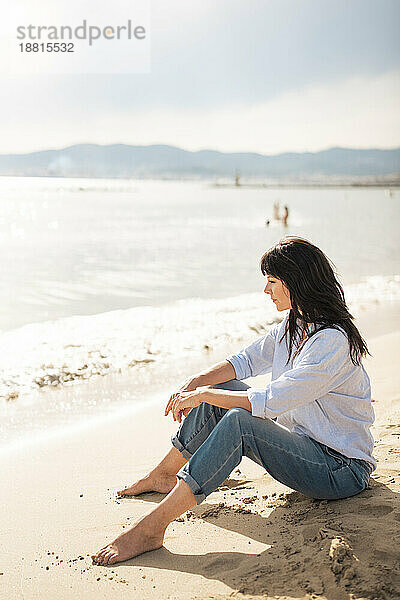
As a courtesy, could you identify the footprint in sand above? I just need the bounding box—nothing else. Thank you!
[202,555,242,576]
[356,504,394,517]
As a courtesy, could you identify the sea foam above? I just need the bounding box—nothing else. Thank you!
[1,275,399,406]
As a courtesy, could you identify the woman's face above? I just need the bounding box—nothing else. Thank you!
[264,275,292,311]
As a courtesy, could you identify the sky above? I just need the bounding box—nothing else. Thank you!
[1,0,400,155]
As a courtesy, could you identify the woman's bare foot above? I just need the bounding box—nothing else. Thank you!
[91,517,165,566]
[95,478,196,566]
[117,472,177,497]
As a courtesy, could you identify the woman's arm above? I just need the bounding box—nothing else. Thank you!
[200,388,251,411]
[182,321,280,392]
[190,360,237,388]
[164,360,236,419]
[165,321,280,421]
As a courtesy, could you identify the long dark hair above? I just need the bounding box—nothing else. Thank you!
[260,237,369,365]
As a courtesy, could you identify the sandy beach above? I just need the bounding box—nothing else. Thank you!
[1,309,399,600]
[2,1,400,597]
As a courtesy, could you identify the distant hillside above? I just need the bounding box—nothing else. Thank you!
[0,144,399,180]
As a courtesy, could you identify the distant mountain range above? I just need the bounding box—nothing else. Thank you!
[0,143,399,181]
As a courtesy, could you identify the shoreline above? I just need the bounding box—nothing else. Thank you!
[1,172,399,187]
[1,279,399,405]
[0,308,399,599]
[212,181,400,188]
[1,300,400,456]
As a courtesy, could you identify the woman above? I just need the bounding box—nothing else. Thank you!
[92,237,375,566]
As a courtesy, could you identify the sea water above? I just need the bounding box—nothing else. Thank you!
[0,176,399,449]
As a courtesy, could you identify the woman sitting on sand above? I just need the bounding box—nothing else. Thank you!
[92,237,375,566]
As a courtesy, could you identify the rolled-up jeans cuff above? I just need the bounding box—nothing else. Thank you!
[171,434,193,460]
[176,469,206,505]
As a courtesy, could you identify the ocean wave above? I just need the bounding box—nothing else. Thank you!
[1,275,399,405]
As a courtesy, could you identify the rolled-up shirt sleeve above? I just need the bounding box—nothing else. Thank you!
[247,329,351,419]
[226,323,279,380]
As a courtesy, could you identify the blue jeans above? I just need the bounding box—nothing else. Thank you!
[171,380,373,505]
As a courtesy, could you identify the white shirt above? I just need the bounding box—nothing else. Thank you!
[226,315,376,469]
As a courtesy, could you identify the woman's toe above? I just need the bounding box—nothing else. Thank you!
[104,550,117,565]
[107,553,119,565]
[93,547,110,564]
[97,552,110,565]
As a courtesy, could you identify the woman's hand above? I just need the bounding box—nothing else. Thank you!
[164,376,200,417]
[165,388,205,423]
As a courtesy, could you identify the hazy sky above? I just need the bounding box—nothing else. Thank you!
[2,0,400,154]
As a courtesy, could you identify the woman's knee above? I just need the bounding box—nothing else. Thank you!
[190,399,228,426]
[224,407,252,422]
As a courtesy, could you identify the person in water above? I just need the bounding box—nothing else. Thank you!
[92,237,375,566]
[282,205,289,226]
